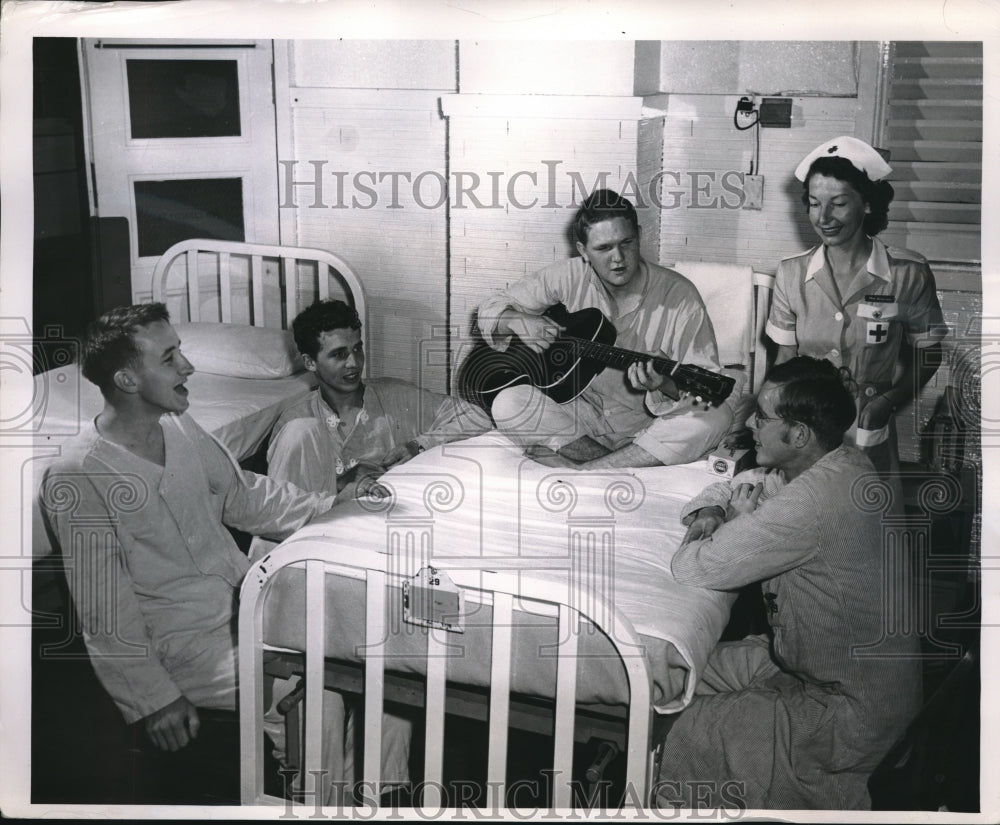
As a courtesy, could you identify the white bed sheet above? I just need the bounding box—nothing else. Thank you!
[30,364,317,558]
[261,431,736,714]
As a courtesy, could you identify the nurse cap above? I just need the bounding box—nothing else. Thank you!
[794,136,892,182]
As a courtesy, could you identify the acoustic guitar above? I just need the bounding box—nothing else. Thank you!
[459,303,736,409]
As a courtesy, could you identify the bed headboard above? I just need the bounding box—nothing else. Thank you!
[669,261,775,393]
[151,239,367,333]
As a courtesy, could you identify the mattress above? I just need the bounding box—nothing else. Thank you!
[30,364,317,558]
[257,432,736,714]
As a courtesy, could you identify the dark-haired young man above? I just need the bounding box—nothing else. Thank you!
[265,298,491,499]
[475,189,737,469]
[656,356,922,810]
[38,303,338,796]
[258,300,492,788]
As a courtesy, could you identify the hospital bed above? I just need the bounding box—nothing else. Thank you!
[239,435,739,809]
[235,260,775,810]
[30,238,367,558]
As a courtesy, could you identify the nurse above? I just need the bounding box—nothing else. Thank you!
[765,136,947,488]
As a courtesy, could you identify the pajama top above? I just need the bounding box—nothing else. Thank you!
[661,446,922,808]
[39,413,335,723]
[266,378,492,495]
[476,256,736,457]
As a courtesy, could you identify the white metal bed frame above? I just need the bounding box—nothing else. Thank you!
[238,541,655,811]
[752,272,776,392]
[150,238,368,333]
[144,241,765,810]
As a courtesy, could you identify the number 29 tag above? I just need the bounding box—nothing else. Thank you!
[402,566,465,633]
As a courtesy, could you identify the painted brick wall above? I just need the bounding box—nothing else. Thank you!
[446,110,663,387]
[656,94,860,272]
[280,39,982,446]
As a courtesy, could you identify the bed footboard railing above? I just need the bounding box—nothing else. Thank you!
[238,541,654,811]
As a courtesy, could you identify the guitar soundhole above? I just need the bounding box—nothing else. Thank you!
[549,348,571,367]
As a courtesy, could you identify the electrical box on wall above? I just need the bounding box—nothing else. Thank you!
[759,98,792,128]
[743,174,764,210]
[734,96,756,129]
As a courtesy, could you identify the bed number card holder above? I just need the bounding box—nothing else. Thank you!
[402,566,465,633]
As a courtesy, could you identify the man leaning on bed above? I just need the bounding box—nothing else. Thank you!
[656,356,921,811]
[37,303,404,803]
[263,297,492,500]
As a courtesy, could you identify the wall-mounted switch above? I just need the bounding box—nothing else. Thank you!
[743,174,764,210]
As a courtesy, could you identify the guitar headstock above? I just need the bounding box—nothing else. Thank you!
[672,364,736,408]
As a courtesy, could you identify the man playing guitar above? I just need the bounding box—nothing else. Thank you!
[472,189,740,469]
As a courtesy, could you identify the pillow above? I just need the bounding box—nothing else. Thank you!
[669,261,754,368]
[173,323,304,379]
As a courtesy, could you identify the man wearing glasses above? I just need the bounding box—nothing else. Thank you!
[654,356,921,811]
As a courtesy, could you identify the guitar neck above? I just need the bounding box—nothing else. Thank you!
[567,336,678,376]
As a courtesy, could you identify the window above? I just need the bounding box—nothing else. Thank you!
[133,177,245,258]
[877,41,982,265]
[126,58,241,139]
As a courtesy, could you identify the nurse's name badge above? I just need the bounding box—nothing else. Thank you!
[864,294,895,319]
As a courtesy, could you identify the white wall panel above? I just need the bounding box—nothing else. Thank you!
[285,42,454,390]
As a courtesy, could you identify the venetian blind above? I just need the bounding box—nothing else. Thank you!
[879,41,982,265]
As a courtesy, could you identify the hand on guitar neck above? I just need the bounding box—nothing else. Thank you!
[627,359,681,402]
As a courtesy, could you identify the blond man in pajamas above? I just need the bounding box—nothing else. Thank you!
[475,189,737,469]
[39,303,352,800]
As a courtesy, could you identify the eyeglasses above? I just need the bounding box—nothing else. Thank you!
[751,407,786,427]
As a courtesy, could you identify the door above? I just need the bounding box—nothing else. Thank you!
[81,38,279,303]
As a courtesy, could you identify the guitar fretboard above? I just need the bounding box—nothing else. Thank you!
[566,336,678,376]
